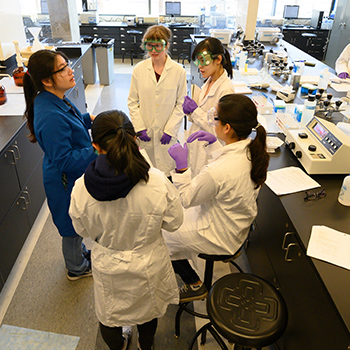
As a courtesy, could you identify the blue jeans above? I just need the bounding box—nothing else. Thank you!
[62,235,90,275]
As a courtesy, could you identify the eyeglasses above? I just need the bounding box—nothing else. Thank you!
[143,40,166,52]
[207,107,229,126]
[52,61,73,76]
[304,188,327,201]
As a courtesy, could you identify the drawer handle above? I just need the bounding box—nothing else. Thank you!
[12,145,21,160]
[22,190,31,205]
[74,87,79,99]
[6,150,17,165]
[18,196,28,210]
[285,243,301,261]
[282,232,295,250]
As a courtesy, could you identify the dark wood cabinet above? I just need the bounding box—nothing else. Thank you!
[80,23,198,59]
[282,28,330,61]
[0,121,45,291]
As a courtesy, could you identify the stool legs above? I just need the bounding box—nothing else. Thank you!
[188,322,228,350]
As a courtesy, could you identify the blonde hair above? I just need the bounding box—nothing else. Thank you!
[142,25,172,44]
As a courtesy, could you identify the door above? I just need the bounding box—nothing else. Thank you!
[325,0,350,68]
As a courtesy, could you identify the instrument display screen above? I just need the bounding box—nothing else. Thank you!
[313,122,328,139]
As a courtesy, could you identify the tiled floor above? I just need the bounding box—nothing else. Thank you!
[0,58,251,350]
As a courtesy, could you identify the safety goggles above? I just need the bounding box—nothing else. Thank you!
[52,61,73,76]
[207,107,230,126]
[143,39,167,52]
[194,51,218,67]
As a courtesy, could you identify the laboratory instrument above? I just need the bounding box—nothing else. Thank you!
[284,117,350,174]
[315,91,345,120]
[12,40,27,86]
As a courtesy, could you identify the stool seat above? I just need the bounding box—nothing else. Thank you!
[207,273,288,349]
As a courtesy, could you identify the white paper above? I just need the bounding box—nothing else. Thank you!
[265,166,321,195]
[232,81,252,94]
[307,225,350,270]
[330,83,350,93]
[0,93,26,116]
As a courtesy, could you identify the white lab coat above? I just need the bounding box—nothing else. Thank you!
[69,168,183,327]
[335,44,350,75]
[128,56,187,176]
[163,139,259,262]
[187,70,235,177]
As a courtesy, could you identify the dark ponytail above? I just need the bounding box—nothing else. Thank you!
[23,50,68,143]
[217,94,269,188]
[92,110,150,185]
[192,37,233,78]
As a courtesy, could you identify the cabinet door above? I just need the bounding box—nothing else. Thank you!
[253,186,350,349]
[0,193,31,282]
[23,157,45,227]
[10,124,43,190]
[65,77,87,113]
[0,146,21,224]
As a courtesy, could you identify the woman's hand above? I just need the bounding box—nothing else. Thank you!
[339,72,350,79]
[137,129,151,142]
[168,143,188,170]
[182,96,198,114]
[187,131,217,145]
[160,132,172,145]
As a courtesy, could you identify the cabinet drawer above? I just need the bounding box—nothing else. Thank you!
[10,125,43,190]
[0,146,21,224]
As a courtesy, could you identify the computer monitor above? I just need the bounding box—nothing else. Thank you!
[165,2,181,16]
[283,5,299,19]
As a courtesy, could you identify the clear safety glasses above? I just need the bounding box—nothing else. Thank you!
[207,107,220,126]
[207,107,230,126]
[52,61,73,76]
[194,51,217,67]
[143,40,167,52]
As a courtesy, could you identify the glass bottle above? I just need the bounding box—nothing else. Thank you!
[0,85,7,105]
[13,66,25,87]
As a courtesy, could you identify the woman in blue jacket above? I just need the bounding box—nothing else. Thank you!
[23,50,97,280]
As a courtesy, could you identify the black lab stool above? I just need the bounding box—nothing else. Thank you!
[188,273,288,350]
[175,245,245,339]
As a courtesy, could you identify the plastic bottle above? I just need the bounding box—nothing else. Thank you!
[338,175,350,206]
[318,68,330,90]
[239,48,248,69]
[300,95,316,127]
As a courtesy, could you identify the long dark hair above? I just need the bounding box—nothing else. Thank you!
[92,110,150,185]
[23,50,69,143]
[217,94,269,188]
[192,37,233,78]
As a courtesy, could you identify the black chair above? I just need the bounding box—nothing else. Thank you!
[177,38,192,66]
[188,273,288,350]
[174,243,246,339]
[122,30,143,65]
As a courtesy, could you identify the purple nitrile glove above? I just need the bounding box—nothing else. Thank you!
[160,132,172,145]
[138,129,151,142]
[187,130,217,145]
[338,72,350,79]
[168,143,188,169]
[182,96,198,114]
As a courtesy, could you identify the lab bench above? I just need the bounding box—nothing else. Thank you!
[240,42,350,348]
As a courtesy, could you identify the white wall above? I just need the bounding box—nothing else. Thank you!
[0,0,27,60]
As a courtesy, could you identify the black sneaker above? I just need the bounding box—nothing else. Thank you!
[67,264,92,281]
[179,283,208,303]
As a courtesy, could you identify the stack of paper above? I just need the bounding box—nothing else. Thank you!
[307,226,350,270]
